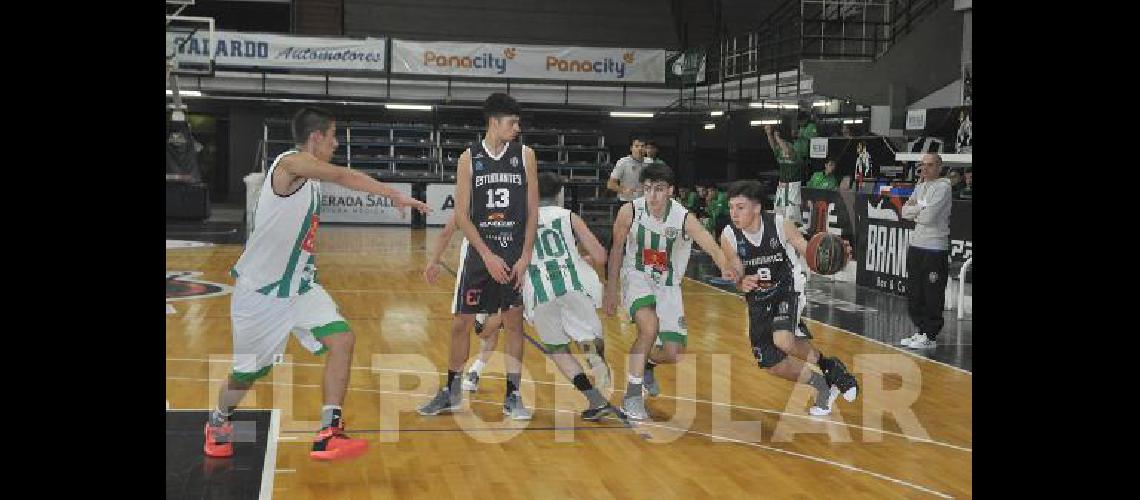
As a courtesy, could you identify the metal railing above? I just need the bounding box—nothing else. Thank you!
[697,0,943,90]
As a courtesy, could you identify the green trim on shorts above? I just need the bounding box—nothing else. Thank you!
[628,295,657,321]
[544,342,571,353]
[232,365,272,384]
[311,320,351,339]
[313,345,329,356]
[657,331,688,346]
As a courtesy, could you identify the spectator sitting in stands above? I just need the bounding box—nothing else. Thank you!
[644,140,667,166]
[807,158,841,190]
[958,170,972,200]
[675,185,689,203]
[948,168,965,199]
[697,186,715,211]
[691,185,708,218]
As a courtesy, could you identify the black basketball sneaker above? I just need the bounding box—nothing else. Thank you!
[582,403,628,423]
[796,319,814,339]
[820,357,858,402]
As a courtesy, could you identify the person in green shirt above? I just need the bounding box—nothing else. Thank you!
[793,119,818,163]
[765,124,803,225]
[806,158,840,190]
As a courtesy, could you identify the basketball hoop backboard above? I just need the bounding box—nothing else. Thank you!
[167,14,215,77]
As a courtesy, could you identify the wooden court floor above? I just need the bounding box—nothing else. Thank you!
[167,226,972,499]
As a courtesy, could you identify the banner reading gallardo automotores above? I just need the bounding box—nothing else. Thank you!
[166,31,387,71]
[391,40,666,83]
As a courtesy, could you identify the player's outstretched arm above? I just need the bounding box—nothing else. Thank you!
[571,212,607,278]
[280,151,431,215]
[424,213,459,284]
[603,203,634,316]
[684,213,737,282]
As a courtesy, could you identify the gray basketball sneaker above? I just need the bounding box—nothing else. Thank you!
[417,388,461,416]
[622,394,649,420]
[503,391,532,421]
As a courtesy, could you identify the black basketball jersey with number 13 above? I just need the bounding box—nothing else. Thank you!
[469,140,527,263]
[732,211,794,304]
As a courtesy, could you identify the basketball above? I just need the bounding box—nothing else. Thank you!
[806,233,848,275]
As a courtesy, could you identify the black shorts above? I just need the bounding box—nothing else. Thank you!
[453,244,523,315]
[747,290,800,369]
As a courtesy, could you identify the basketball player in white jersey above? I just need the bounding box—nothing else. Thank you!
[204,107,431,461]
[424,213,609,392]
[602,164,737,420]
[721,180,858,415]
[522,172,623,420]
[418,93,539,419]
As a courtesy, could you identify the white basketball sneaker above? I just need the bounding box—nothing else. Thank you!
[908,333,937,349]
[899,332,922,347]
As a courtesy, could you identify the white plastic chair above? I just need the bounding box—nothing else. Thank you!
[957,257,972,319]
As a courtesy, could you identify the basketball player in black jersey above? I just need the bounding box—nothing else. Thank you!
[419,93,539,419]
[720,180,859,416]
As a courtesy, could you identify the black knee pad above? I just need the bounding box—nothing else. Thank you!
[572,373,593,392]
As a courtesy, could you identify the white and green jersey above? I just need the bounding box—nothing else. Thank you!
[231,150,322,297]
[523,206,603,311]
[621,197,692,287]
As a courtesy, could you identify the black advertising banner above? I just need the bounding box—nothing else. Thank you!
[906,105,972,156]
[666,48,706,85]
[923,106,972,154]
[801,188,858,245]
[853,194,973,296]
[855,193,914,295]
[948,200,972,265]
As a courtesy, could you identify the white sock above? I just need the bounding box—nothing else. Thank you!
[320,405,342,429]
[470,359,486,375]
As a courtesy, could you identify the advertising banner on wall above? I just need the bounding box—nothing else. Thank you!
[948,200,972,265]
[854,193,914,295]
[665,49,706,85]
[800,188,858,244]
[391,40,666,83]
[809,137,829,159]
[425,183,457,226]
[321,182,413,224]
[906,105,972,154]
[853,194,972,295]
[166,31,387,71]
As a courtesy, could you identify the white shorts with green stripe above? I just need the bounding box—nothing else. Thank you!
[621,269,688,346]
[774,181,802,225]
[229,282,349,383]
[526,292,603,351]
